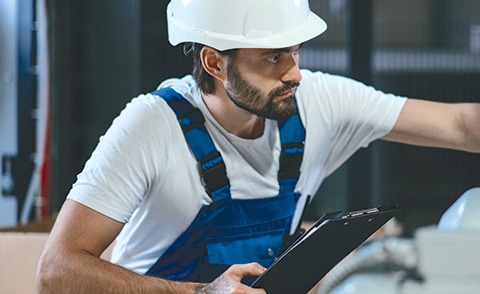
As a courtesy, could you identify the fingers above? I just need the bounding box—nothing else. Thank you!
[227,263,266,280]
[226,263,267,293]
[195,263,267,294]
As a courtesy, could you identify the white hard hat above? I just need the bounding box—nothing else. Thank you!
[166,0,327,51]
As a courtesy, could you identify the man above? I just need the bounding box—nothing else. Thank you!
[36,0,480,293]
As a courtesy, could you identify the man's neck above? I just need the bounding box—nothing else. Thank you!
[201,92,265,140]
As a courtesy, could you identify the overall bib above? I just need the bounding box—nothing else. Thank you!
[146,87,305,283]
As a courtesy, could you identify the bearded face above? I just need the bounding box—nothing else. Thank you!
[224,60,300,120]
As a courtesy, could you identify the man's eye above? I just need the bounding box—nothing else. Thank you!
[267,55,280,63]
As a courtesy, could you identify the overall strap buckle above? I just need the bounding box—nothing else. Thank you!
[178,107,205,132]
[198,151,230,194]
[279,142,305,179]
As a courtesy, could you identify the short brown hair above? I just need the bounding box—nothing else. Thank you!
[191,43,238,95]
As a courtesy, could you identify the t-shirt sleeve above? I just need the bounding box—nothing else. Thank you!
[66,94,173,223]
[298,70,407,177]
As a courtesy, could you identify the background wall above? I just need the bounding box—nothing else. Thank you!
[48,0,191,213]
[44,0,480,236]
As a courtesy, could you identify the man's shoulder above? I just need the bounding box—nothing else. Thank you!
[151,75,201,106]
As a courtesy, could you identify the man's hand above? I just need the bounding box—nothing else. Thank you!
[194,263,267,294]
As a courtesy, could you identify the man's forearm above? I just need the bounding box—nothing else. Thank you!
[383,100,480,153]
[460,103,480,153]
[36,250,198,294]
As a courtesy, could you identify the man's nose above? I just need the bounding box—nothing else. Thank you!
[281,57,302,84]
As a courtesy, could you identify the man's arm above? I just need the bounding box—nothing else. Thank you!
[36,199,198,293]
[382,98,480,153]
[36,199,266,294]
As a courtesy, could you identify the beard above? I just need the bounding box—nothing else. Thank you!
[224,63,300,120]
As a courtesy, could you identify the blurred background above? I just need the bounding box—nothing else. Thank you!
[1,0,479,236]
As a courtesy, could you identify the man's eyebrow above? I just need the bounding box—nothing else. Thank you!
[262,43,304,55]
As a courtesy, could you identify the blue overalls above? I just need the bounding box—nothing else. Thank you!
[146,87,305,283]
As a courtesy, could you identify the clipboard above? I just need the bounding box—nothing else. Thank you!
[250,204,400,293]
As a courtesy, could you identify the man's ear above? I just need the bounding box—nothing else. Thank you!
[200,46,227,81]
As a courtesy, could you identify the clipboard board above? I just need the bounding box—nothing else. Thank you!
[250,204,400,293]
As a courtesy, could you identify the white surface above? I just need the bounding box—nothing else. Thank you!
[438,187,480,231]
[329,188,480,294]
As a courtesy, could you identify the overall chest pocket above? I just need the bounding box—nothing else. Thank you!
[206,230,285,268]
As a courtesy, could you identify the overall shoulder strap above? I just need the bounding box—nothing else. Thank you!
[151,87,231,202]
[277,108,306,197]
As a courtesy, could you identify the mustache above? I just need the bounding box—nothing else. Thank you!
[270,82,300,97]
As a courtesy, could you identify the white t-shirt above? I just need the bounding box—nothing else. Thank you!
[67,70,406,274]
